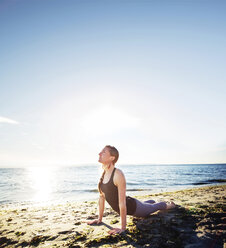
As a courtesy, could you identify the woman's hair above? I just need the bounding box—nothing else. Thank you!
[105,145,119,164]
[98,145,119,195]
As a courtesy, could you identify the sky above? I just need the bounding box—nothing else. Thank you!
[0,0,226,167]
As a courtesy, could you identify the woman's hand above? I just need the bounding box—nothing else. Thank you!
[108,228,126,235]
[86,219,102,225]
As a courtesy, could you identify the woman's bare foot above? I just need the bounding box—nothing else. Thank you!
[166,201,176,210]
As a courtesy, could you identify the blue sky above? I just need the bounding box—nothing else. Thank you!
[0,0,226,167]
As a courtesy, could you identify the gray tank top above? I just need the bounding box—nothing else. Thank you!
[100,168,136,215]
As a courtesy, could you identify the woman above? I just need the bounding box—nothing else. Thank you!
[87,145,175,235]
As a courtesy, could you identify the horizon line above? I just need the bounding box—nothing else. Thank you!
[0,162,225,168]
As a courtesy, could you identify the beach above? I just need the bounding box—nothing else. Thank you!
[0,184,225,248]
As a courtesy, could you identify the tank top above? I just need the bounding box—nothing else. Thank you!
[100,167,137,215]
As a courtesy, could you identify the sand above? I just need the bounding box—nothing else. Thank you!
[0,184,225,248]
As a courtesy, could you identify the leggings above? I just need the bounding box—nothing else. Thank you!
[133,199,167,217]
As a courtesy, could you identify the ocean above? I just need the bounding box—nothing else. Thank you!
[0,164,225,206]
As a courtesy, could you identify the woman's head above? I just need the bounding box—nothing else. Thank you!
[98,145,119,165]
[98,145,119,195]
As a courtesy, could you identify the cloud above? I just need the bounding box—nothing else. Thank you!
[0,116,19,125]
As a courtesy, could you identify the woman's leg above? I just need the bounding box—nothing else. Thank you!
[133,199,167,217]
[144,199,156,204]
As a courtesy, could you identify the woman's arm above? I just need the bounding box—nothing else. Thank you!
[87,194,105,225]
[98,194,105,222]
[108,169,127,235]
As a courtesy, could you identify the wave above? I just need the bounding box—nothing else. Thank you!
[69,189,99,193]
[127,183,155,186]
[67,189,159,193]
[127,188,150,192]
[70,188,150,193]
[192,179,226,185]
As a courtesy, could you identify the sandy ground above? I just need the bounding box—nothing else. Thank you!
[0,184,225,248]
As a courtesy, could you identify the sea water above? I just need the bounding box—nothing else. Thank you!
[0,164,225,205]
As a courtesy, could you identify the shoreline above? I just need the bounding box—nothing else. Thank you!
[0,184,225,247]
[1,182,225,210]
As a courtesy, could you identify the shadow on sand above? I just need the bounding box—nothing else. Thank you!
[75,205,225,248]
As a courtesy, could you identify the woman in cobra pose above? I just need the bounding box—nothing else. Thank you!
[87,145,175,235]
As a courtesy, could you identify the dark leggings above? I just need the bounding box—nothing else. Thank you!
[133,199,167,217]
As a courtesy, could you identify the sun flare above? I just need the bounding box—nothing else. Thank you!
[27,167,56,203]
